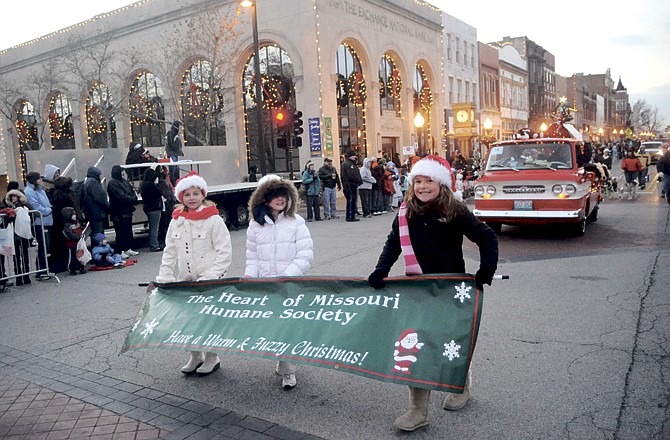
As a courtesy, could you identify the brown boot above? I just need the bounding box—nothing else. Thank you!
[443,369,471,410]
[393,387,430,431]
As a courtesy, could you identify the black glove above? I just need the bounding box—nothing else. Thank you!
[475,269,495,290]
[368,270,386,290]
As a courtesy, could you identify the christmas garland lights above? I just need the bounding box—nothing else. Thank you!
[246,74,291,109]
[347,71,366,106]
[388,68,402,100]
[419,79,433,113]
[48,112,63,139]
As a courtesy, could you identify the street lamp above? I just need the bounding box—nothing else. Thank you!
[540,122,547,137]
[414,112,425,155]
[241,0,267,176]
[598,127,604,143]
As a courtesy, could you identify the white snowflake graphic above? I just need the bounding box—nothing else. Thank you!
[140,318,160,339]
[443,340,461,361]
[454,282,472,303]
[131,319,141,332]
[150,288,159,297]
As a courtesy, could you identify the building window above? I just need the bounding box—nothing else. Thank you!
[336,43,367,157]
[470,44,475,68]
[15,100,38,181]
[86,83,117,149]
[182,59,226,147]
[243,45,296,174]
[48,93,75,150]
[457,79,462,102]
[379,54,401,115]
[130,72,165,149]
[455,37,460,64]
[446,34,452,61]
[448,76,454,105]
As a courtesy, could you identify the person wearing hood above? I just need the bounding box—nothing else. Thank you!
[82,166,110,238]
[602,149,613,169]
[61,207,87,275]
[107,165,139,258]
[125,142,156,181]
[301,161,322,221]
[246,175,313,389]
[4,187,32,285]
[340,150,362,222]
[165,120,184,184]
[358,157,376,218]
[43,164,60,203]
[140,168,163,252]
[50,176,83,273]
[24,171,53,280]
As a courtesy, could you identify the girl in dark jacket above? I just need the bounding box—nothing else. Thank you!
[368,155,498,432]
[107,165,139,257]
[140,168,163,252]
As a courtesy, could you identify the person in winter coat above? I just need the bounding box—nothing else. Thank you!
[107,165,139,258]
[50,176,83,273]
[368,155,498,432]
[125,143,157,181]
[61,207,87,275]
[165,120,184,184]
[317,158,342,220]
[301,161,322,221]
[140,168,163,252]
[43,164,60,203]
[156,171,232,376]
[358,157,376,218]
[340,150,363,222]
[91,233,123,267]
[5,188,32,285]
[371,158,386,215]
[635,146,652,189]
[657,144,670,201]
[82,166,110,238]
[621,149,643,197]
[24,171,53,280]
[246,174,313,389]
[155,165,178,249]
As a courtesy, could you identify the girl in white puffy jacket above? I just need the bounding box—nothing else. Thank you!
[156,172,232,376]
[245,174,314,389]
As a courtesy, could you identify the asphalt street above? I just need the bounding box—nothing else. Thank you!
[1,188,669,439]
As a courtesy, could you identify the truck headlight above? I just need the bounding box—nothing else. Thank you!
[486,185,496,195]
[475,185,484,196]
[565,184,577,195]
[552,184,563,195]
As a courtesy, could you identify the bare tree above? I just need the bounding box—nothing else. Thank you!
[631,98,665,135]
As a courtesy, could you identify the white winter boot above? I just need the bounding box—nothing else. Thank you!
[181,351,204,375]
[393,387,430,431]
[196,352,221,376]
[443,369,472,410]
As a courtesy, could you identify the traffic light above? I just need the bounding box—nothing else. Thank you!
[292,110,304,136]
[276,137,288,149]
[272,108,288,130]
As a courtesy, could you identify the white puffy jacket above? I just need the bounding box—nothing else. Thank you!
[156,210,232,283]
[245,213,313,278]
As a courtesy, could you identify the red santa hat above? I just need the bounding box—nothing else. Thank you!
[408,155,462,201]
[174,171,208,202]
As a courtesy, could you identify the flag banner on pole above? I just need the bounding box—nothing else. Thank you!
[122,275,483,392]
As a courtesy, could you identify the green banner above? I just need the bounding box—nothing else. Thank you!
[122,275,483,392]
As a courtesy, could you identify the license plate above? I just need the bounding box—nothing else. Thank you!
[514,200,533,211]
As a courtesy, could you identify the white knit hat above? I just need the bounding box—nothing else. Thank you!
[174,171,207,202]
[408,155,462,201]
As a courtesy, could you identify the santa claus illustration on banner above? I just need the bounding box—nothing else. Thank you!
[392,329,424,374]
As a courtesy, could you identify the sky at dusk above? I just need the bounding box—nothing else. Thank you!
[2,0,669,123]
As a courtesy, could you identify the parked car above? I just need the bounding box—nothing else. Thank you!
[641,141,663,164]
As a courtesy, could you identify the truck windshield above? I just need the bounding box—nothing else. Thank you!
[485,142,574,171]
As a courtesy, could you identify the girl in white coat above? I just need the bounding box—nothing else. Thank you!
[156,171,232,376]
[245,174,313,389]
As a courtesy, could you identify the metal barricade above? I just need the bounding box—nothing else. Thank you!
[0,209,60,288]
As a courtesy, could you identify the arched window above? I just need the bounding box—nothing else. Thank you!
[180,60,226,146]
[86,83,117,149]
[15,100,39,181]
[336,43,367,157]
[413,64,433,155]
[130,72,165,148]
[49,93,75,150]
[242,45,296,174]
[379,54,401,115]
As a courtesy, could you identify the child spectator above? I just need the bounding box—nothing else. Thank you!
[156,172,232,376]
[61,207,87,275]
[246,174,314,389]
[91,233,124,268]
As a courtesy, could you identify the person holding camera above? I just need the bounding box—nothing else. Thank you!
[317,158,341,220]
[301,161,322,221]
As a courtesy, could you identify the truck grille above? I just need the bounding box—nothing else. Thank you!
[502,185,546,194]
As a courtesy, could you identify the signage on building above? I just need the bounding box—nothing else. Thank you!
[402,145,416,156]
[323,117,334,157]
[309,117,322,157]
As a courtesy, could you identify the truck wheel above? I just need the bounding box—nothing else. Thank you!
[235,204,250,227]
[571,218,586,236]
[486,222,502,234]
[218,207,229,225]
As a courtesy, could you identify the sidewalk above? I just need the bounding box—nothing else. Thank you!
[0,345,321,440]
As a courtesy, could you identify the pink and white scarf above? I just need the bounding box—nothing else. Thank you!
[398,202,422,275]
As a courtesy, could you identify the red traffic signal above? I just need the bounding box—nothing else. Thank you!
[272,108,288,127]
